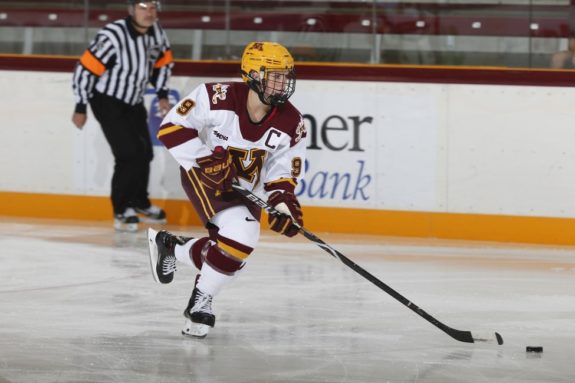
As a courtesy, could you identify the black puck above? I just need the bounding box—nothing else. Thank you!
[526,346,543,353]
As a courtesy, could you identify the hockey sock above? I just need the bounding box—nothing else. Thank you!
[175,237,212,268]
[174,239,196,266]
[196,239,250,296]
[190,237,211,270]
[197,262,236,296]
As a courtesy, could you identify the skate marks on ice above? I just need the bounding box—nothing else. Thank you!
[0,218,574,382]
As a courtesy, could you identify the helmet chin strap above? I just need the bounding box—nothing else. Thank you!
[257,92,272,106]
[254,84,274,106]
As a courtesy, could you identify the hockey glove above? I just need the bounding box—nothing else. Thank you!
[267,191,303,237]
[196,146,237,194]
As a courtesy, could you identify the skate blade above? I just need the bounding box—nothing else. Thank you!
[182,319,210,338]
[114,221,138,233]
[147,228,160,283]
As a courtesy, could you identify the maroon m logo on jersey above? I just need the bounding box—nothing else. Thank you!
[228,148,266,183]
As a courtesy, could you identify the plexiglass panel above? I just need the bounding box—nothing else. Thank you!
[0,0,573,68]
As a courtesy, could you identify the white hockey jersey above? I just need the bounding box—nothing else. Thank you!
[158,81,307,196]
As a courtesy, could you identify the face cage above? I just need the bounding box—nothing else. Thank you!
[257,67,296,106]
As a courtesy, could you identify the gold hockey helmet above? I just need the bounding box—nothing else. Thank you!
[241,42,296,106]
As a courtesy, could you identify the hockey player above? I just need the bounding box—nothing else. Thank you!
[147,41,307,337]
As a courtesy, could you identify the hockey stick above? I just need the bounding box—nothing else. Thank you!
[232,183,503,345]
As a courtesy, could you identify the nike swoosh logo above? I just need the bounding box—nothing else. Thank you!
[245,217,257,222]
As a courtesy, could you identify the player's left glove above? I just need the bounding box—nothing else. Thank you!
[267,191,303,237]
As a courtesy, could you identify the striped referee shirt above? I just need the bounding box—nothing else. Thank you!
[72,16,174,113]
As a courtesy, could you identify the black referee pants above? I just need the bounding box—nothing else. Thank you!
[90,92,153,216]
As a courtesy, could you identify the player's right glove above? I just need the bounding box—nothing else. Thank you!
[196,146,237,194]
[267,191,303,237]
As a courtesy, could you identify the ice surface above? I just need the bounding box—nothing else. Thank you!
[0,217,574,383]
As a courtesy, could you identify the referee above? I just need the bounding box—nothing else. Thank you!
[72,0,174,232]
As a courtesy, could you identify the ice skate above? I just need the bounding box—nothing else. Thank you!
[136,205,167,224]
[182,286,215,338]
[147,228,193,284]
[114,208,139,232]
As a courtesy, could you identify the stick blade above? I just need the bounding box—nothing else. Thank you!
[446,328,503,345]
[471,331,504,345]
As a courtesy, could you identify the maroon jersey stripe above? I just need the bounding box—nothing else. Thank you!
[184,168,216,218]
[158,124,199,149]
